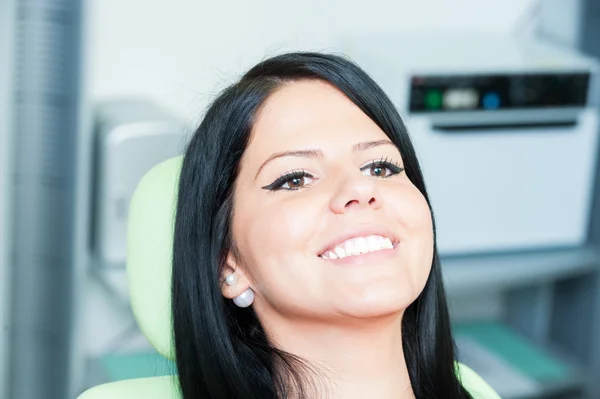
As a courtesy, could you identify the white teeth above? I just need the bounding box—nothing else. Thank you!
[345,240,356,256]
[367,236,382,252]
[382,237,394,249]
[321,235,396,260]
[322,251,337,260]
[354,237,368,254]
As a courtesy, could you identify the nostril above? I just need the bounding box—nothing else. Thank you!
[344,199,360,208]
[343,197,378,209]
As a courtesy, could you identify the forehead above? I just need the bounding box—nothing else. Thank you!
[246,80,389,156]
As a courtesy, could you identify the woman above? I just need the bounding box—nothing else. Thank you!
[172,52,482,398]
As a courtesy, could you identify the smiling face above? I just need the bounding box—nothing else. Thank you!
[222,79,434,325]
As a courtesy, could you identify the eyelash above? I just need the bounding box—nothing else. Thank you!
[261,157,405,191]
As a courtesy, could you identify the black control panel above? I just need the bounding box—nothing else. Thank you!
[409,73,590,113]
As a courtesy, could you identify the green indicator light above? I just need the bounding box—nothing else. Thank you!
[424,90,443,110]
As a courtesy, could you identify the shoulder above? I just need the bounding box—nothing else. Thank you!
[456,362,502,399]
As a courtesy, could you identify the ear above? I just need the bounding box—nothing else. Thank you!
[221,250,252,299]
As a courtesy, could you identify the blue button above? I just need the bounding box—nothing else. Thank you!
[483,92,501,109]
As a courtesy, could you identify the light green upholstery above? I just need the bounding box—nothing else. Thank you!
[78,376,180,399]
[77,157,501,399]
[126,156,181,360]
[78,364,499,399]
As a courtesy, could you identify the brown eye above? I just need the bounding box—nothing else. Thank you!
[288,176,305,189]
[360,159,404,178]
[262,171,315,191]
[370,165,385,177]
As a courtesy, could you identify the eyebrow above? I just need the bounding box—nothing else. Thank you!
[254,139,396,180]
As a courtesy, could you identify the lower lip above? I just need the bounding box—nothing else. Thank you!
[319,244,399,265]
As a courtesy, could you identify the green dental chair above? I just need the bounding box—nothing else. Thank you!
[77,157,501,399]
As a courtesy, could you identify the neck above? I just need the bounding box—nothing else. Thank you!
[262,313,414,399]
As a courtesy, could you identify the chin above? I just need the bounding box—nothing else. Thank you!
[337,287,416,320]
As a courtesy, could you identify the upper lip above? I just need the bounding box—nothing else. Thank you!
[317,226,399,256]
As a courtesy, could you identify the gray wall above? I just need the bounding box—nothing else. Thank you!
[539,1,600,397]
[579,1,600,397]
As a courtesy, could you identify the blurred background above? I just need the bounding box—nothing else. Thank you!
[1,0,600,398]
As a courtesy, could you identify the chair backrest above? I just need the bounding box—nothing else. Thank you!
[127,156,182,359]
[78,156,501,399]
[78,364,501,399]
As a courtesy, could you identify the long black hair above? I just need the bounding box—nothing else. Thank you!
[172,52,471,398]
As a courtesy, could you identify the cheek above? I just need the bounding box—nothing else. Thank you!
[233,193,320,289]
[247,195,316,250]
[402,188,435,289]
[407,192,434,245]
[385,183,434,290]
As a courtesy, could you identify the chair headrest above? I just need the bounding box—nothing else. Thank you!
[127,156,182,359]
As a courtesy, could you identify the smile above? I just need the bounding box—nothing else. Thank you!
[319,235,397,260]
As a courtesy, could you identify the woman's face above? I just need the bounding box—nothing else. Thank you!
[225,80,433,323]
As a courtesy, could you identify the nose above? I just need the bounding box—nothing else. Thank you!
[329,174,382,214]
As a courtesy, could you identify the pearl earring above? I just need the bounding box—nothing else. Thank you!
[233,288,255,308]
[225,274,238,286]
